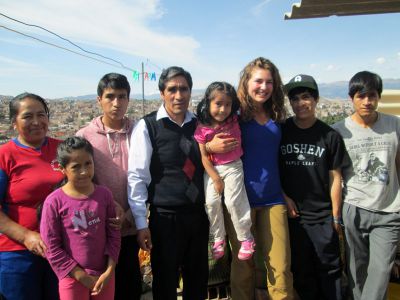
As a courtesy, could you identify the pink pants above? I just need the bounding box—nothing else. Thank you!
[59,274,115,300]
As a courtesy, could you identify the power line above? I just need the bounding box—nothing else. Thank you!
[146,58,163,71]
[0,12,164,75]
[0,25,136,72]
[0,12,132,70]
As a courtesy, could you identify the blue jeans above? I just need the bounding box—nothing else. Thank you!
[0,250,59,300]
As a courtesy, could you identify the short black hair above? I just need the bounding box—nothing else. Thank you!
[10,92,50,123]
[196,81,240,126]
[288,87,319,101]
[158,66,193,92]
[348,71,382,99]
[97,73,131,98]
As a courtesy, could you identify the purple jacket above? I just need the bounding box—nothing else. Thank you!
[40,185,121,280]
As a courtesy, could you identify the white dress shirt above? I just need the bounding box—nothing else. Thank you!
[127,105,196,230]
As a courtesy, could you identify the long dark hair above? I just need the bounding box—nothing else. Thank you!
[196,81,240,126]
[237,57,286,123]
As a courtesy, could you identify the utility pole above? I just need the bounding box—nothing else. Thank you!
[141,62,145,117]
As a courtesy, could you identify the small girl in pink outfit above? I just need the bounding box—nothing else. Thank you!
[40,137,121,300]
[194,81,254,260]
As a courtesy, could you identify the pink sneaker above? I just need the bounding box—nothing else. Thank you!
[238,238,255,260]
[212,240,225,260]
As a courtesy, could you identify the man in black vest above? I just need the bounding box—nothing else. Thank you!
[127,66,209,300]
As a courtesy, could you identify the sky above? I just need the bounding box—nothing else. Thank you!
[0,0,399,98]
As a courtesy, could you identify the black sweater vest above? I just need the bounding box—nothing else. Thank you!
[144,112,204,210]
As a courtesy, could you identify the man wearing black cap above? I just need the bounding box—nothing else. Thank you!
[279,74,347,300]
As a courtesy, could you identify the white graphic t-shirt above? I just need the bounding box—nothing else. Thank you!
[333,113,400,212]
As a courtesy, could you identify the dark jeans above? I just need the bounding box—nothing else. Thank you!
[289,218,343,300]
[0,250,59,300]
[149,208,209,300]
[114,235,142,300]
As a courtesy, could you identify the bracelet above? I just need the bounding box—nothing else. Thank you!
[205,142,212,153]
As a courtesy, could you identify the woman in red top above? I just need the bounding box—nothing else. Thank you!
[0,93,64,300]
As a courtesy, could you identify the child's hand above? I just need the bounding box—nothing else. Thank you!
[69,266,98,290]
[213,177,224,194]
[91,270,113,296]
[79,274,99,290]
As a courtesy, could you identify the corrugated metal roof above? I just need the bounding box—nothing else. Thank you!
[285,0,400,20]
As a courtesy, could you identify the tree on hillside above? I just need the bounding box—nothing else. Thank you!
[320,112,348,125]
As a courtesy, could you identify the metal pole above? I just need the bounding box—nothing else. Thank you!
[142,62,145,117]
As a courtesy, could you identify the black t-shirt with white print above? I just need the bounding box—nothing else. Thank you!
[279,117,347,224]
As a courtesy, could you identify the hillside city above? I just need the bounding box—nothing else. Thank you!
[0,94,353,145]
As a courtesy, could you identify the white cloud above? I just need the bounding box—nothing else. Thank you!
[397,52,400,59]
[314,76,322,84]
[326,64,335,71]
[376,57,386,64]
[309,63,317,69]
[250,0,273,16]
[0,55,37,67]
[0,55,43,79]
[0,36,40,47]
[0,0,200,66]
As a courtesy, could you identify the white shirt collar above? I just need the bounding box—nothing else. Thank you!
[156,104,195,126]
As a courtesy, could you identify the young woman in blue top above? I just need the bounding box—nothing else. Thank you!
[238,57,294,299]
[208,57,294,300]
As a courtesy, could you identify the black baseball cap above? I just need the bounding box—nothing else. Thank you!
[284,74,318,95]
